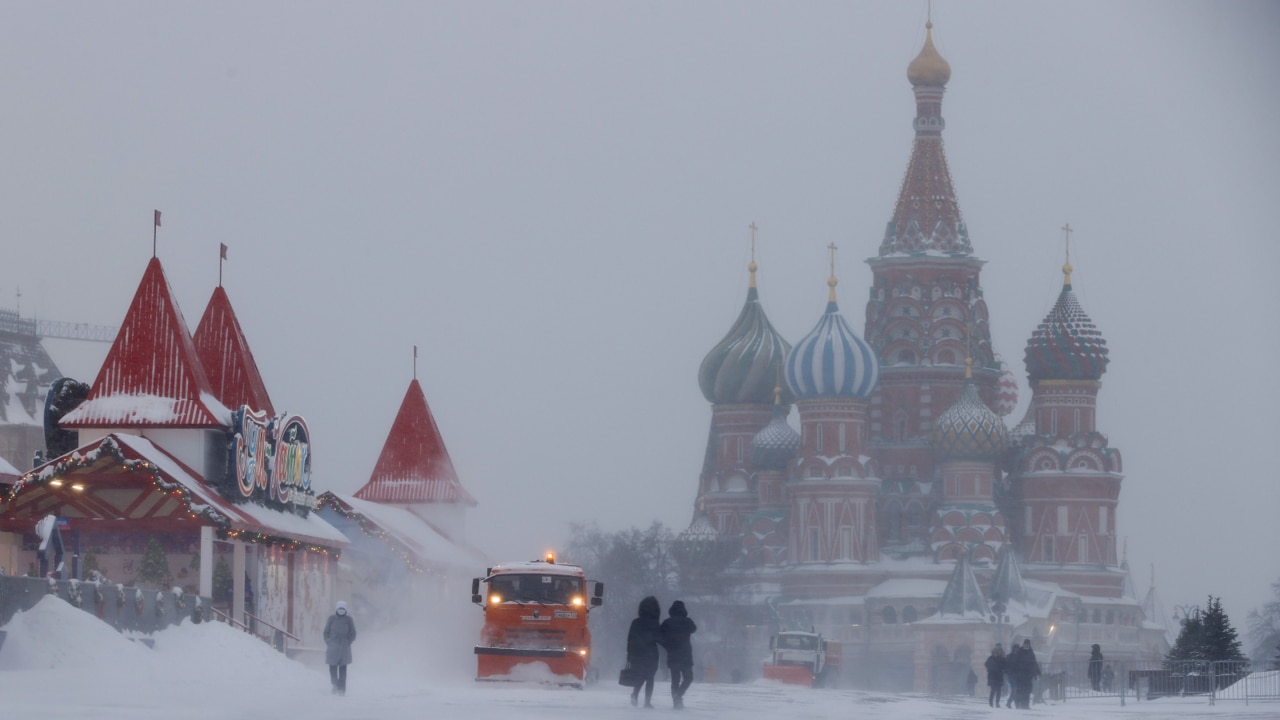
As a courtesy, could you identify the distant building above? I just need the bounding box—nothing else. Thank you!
[318,376,486,618]
[677,21,1169,693]
[0,307,62,474]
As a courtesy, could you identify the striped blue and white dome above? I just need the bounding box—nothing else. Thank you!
[785,299,880,399]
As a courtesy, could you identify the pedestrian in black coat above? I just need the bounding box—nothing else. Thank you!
[984,644,1005,707]
[626,596,662,708]
[1088,644,1104,691]
[659,600,697,709]
[1004,643,1020,708]
[1013,638,1040,709]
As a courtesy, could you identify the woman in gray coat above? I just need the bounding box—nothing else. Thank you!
[324,600,357,695]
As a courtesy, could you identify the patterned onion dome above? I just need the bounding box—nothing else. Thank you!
[932,378,1009,460]
[699,285,794,405]
[993,353,1019,417]
[1010,403,1036,444]
[785,297,879,400]
[749,402,800,471]
[907,21,951,87]
[1024,278,1109,382]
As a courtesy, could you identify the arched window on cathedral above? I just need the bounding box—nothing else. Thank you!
[883,606,898,624]
[903,605,918,623]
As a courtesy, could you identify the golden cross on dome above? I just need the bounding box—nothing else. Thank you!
[827,242,839,301]
[1061,222,1074,285]
[748,221,759,288]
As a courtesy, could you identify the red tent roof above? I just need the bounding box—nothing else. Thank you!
[354,379,476,505]
[61,257,229,428]
[194,285,275,416]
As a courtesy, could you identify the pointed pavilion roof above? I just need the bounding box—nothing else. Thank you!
[880,20,972,257]
[938,554,988,616]
[354,379,476,505]
[989,546,1029,606]
[61,257,229,428]
[193,285,275,416]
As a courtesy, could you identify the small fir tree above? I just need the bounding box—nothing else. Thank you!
[136,536,172,588]
[213,556,233,605]
[81,552,100,576]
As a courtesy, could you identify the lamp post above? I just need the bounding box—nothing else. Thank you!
[989,592,1008,649]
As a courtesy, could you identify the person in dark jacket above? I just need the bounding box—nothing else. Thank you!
[659,600,697,709]
[323,600,357,695]
[1013,638,1040,709]
[626,596,662,708]
[1004,642,1020,708]
[1088,644,1104,691]
[984,644,1005,707]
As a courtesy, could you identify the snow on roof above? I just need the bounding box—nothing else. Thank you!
[193,285,275,416]
[866,579,949,599]
[0,453,20,481]
[324,492,481,569]
[487,560,586,578]
[354,379,476,505]
[61,258,228,429]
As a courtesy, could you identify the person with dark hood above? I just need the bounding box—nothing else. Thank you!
[1013,638,1040,709]
[626,596,661,708]
[659,600,697,709]
[323,600,357,695]
[984,644,1005,707]
[1004,641,1020,708]
[1088,643,1104,691]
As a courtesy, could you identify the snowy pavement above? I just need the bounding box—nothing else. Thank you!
[1,597,1275,720]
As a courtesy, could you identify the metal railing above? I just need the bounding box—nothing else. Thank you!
[210,606,300,652]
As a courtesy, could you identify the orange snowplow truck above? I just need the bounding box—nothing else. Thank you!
[471,552,604,687]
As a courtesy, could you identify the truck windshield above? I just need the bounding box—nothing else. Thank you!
[488,574,582,604]
[778,634,819,650]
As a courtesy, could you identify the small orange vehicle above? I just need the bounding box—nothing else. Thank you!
[471,552,604,687]
[762,630,841,687]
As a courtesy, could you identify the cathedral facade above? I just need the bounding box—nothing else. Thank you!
[677,22,1167,692]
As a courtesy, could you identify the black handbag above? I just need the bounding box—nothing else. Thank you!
[618,664,640,687]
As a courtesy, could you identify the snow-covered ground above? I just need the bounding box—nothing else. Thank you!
[1,597,1274,720]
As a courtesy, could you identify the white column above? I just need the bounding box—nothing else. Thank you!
[232,540,246,624]
[199,526,214,598]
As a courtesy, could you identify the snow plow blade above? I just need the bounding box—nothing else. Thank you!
[762,664,815,687]
[475,646,586,686]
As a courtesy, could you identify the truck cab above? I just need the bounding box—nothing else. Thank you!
[471,552,603,687]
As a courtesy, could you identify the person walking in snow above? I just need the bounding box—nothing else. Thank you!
[1012,638,1040,709]
[1088,643,1104,692]
[626,596,662,708]
[984,644,1005,708]
[323,600,357,695]
[1003,642,1020,708]
[659,600,697,709]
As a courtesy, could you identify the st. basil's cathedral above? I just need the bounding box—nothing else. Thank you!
[674,21,1169,692]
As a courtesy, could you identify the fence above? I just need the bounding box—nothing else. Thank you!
[1030,658,1280,706]
[0,574,209,637]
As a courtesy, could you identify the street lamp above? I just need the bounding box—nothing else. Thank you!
[988,592,1008,649]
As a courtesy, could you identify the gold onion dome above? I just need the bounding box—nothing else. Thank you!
[907,21,951,87]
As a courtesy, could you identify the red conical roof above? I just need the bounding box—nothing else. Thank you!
[61,257,229,428]
[194,286,275,416]
[354,379,475,505]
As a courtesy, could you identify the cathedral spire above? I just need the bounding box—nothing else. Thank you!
[880,18,970,256]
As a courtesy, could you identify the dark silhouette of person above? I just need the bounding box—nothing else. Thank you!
[660,600,698,709]
[626,596,661,708]
[1088,644,1104,691]
[984,644,1006,706]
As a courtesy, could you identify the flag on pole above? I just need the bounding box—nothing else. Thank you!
[220,243,228,260]
[154,210,161,227]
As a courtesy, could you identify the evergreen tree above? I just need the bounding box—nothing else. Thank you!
[81,552,100,576]
[1165,595,1246,666]
[136,536,172,588]
[213,556,233,605]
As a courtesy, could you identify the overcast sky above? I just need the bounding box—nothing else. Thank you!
[2,2,1277,629]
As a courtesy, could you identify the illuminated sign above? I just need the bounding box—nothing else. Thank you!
[231,407,313,510]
